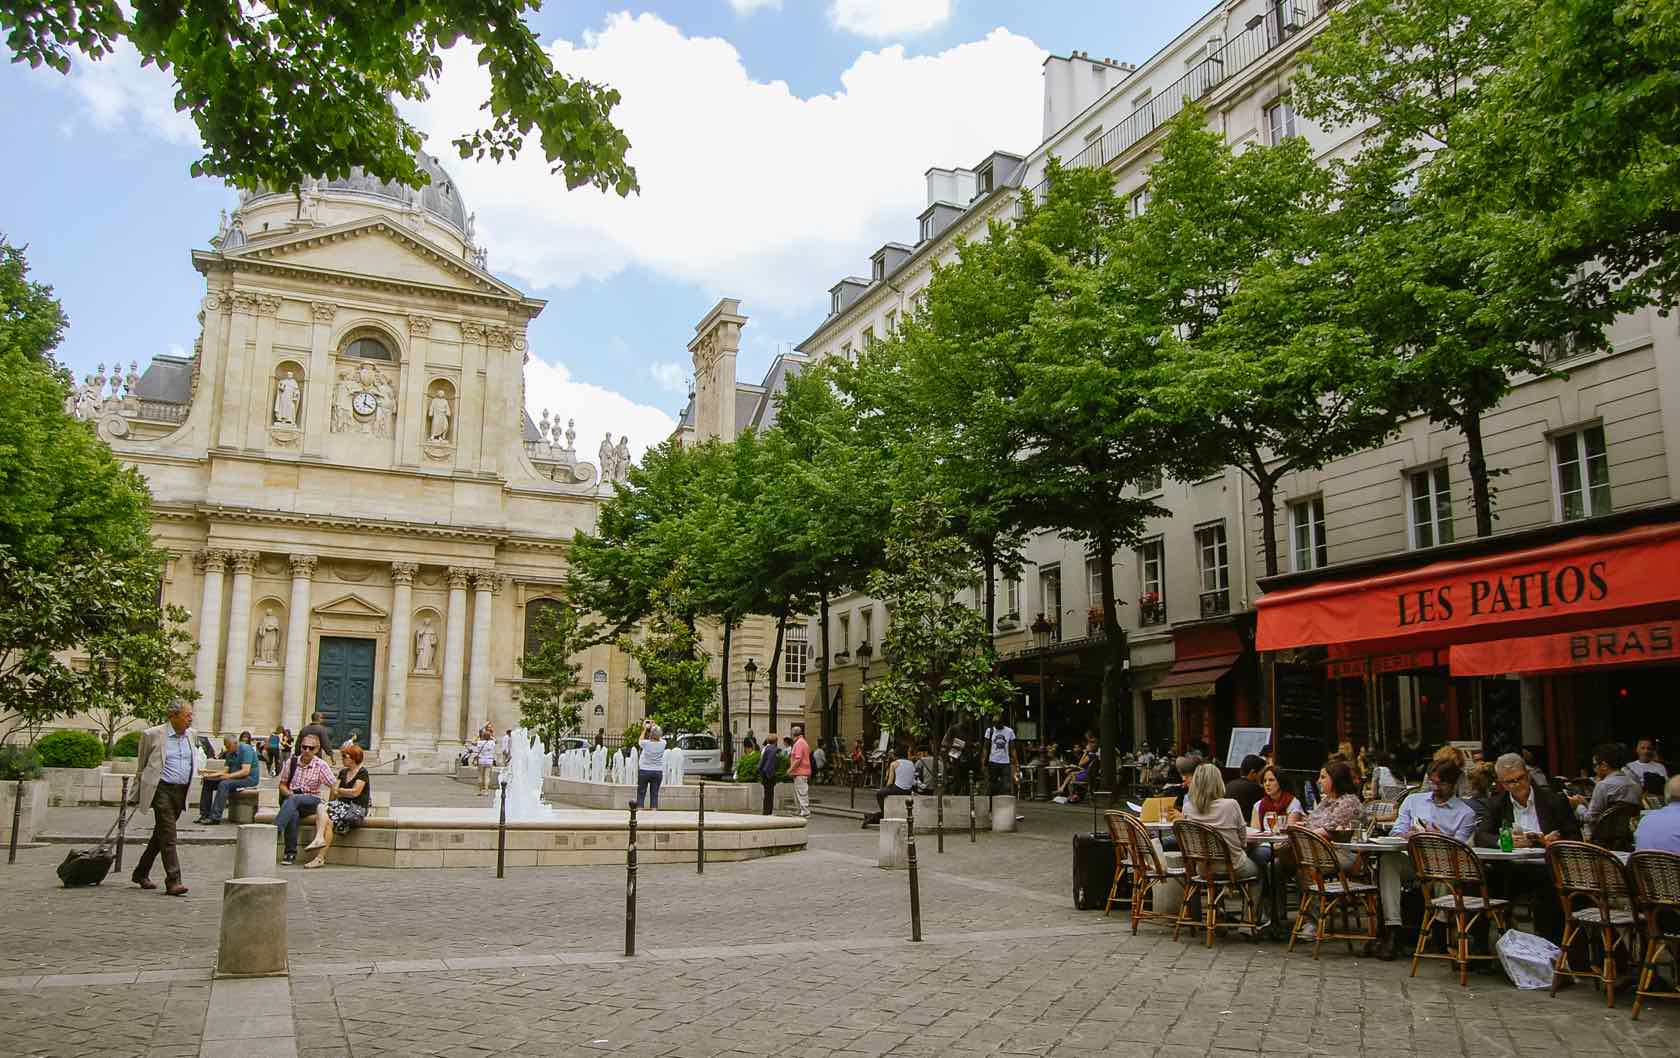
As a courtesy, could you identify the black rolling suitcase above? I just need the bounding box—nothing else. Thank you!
[1072,831,1123,910]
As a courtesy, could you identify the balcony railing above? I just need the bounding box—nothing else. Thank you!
[1016,1,1330,216]
[1199,589,1231,619]
[1140,602,1168,627]
[133,399,189,424]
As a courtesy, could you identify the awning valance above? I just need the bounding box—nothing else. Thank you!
[1150,652,1240,701]
[1256,521,1680,655]
[1448,619,1680,677]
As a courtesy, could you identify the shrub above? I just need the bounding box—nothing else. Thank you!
[34,729,106,770]
[111,731,143,758]
[733,748,790,783]
[0,744,43,780]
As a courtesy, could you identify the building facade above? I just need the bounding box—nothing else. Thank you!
[79,156,638,766]
[797,0,1680,772]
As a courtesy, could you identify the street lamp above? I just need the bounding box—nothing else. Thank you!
[856,640,874,750]
[1030,613,1053,736]
[744,657,758,746]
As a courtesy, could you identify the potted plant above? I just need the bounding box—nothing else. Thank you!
[1087,605,1104,633]
[997,611,1020,631]
[1139,591,1166,625]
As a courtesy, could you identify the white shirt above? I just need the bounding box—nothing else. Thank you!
[1628,759,1669,783]
[473,738,497,766]
[1511,793,1541,835]
[638,738,666,770]
[498,733,510,755]
[890,758,916,789]
[984,727,1015,765]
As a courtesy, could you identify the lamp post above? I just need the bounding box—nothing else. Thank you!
[855,640,874,761]
[744,657,758,749]
[1030,613,1053,736]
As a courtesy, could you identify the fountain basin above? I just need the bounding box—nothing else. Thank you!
[253,806,805,868]
[541,776,787,813]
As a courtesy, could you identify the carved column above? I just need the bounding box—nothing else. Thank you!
[466,570,500,738]
[439,567,472,744]
[384,562,418,745]
[480,325,513,476]
[192,549,228,725]
[245,295,282,451]
[401,316,431,464]
[217,293,256,449]
[303,301,336,458]
[219,551,259,735]
[281,554,316,732]
[455,321,487,473]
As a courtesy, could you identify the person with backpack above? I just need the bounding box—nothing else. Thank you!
[983,715,1017,796]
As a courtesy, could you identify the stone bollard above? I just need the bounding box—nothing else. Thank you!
[215,877,288,978]
[877,817,909,869]
[233,824,278,878]
[990,794,1018,833]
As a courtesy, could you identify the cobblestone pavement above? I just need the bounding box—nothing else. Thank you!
[2,776,1676,1056]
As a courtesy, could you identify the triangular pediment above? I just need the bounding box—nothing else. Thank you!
[313,593,389,619]
[225,218,523,300]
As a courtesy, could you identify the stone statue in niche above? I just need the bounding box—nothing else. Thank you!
[273,371,300,426]
[414,617,438,673]
[254,608,282,665]
[427,387,452,442]
[331,370,354,432]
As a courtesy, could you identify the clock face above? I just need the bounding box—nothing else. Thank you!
[351,392,378,417]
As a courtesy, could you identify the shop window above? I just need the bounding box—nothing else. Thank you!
[1408,464,1454,548]
[1554,424,1610,521]
[1195,522,1229,617]
[1289,495,1327,571]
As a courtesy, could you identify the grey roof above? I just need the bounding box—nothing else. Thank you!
[678,394,696,429]
[521,409,542,442]
[244,151,471,233]
[134,355,194,404]
[734,387,765,437]
[746,355,807,433]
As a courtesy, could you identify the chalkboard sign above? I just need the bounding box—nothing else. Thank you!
[1274,663,1329,772]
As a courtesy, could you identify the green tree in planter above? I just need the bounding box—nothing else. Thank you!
[518,599,593,764]
[34,728,104,769]
[83,601,198,754]
[111,730,142,758]
[621,570,718,738]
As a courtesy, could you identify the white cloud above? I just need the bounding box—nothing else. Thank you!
[647,361,690,394]
[60,39,198,145]
[727,0,782,12]
[402,15,1045,313]
[524,354,678,465]
[829,0,954,37]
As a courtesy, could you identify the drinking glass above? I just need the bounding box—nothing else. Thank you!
[1264,812,1278,834]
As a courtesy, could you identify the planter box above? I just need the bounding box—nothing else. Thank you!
[0,780,51,844]
[44,765,108,806]
[881,794,1001,832]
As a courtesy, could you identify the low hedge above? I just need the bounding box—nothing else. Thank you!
[111,731,143,758]
[733,748,792,783]
[34,729,106,770]
[0,745,43,781]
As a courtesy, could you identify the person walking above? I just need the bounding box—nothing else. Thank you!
[498,728,512,766]
[266,728,282,776]
[636,721,667,810]
[471,727,498,793]
[758,732,782,816]
[275,734,337,865]
[788,726,812,818]
[983,715,1017,796]
[131,702,197,895]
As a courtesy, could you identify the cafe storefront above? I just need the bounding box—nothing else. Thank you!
[1255,503,1680,777]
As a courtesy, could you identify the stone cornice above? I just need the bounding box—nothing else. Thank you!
[196,504,510,545]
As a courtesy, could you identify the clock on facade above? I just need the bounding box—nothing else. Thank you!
[351,391,378,418]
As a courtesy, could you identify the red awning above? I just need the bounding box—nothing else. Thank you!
[1256,521,1680,654]
[1448,619,1680,676]
[1150,652,1241,700]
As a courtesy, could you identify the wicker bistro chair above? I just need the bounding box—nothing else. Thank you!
[1629,850,1680,1019]
[1590,800,1643,854]
[1286,825,1380,959]
[1171,819,1264,947]
[1408,832,1510,985]
[1101,810,1135,917]
[1366,800,1399,835]
[1116,812,1184,935]
[1546,840,1638,1007]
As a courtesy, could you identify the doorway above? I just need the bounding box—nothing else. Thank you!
[315,636,376,751]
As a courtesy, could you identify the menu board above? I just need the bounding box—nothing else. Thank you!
[1274,663,1329,772]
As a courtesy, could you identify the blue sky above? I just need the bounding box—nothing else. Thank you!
[0,2,1190,451]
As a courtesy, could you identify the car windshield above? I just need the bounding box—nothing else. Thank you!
[678,735,718,750]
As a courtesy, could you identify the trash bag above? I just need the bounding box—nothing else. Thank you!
[1496,930,1561,989]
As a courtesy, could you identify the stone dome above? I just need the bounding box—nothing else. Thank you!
[245,150,471,234]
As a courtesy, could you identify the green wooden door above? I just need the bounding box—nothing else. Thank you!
[315,636,376,750]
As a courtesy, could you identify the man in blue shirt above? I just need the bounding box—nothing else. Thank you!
[132,702,197,895]
[1635,775,1680,854]
[196,732,260,825]
[1376,763,1476,960]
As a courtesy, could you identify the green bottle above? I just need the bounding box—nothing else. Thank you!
[1498,822,1513,852]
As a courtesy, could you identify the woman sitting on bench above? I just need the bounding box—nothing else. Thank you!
[1054,738,1099,802]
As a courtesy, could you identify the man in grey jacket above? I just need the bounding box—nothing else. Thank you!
[131,702,197,895]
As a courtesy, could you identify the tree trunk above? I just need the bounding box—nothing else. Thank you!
[1462,404,1494,537]
[767,601,789,732]
[981,542,997,644]
[1256,474,1281,578]
[818,590,832,747]
[720,619,734,771]
[1097,532,1127,800]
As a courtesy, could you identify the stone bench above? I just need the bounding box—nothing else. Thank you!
[252,787,393,833]
[881,794,994,830]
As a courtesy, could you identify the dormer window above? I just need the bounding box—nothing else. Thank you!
[872,257,885,281]
[919,214,934,242]
[977,167,994,195]
[831,290,841,315]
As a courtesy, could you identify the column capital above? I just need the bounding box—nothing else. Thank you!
[311,301,338,323]
[391,561,419,586]
[229,550,259,575]
[194,548,228,574]
[288,553,318,578]
[407,315,432,336]
[471,570,504,594]
[460,320,488,342]
[446,566,474,590]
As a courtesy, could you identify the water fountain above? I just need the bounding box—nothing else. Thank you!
[493,728,558,820]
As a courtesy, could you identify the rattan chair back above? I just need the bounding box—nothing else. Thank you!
[1174,818,1237,881]
[1409,831,1486,889]
[1630,850,1680,930]
[1549,839,1631,903]
[1593,800,1642,853]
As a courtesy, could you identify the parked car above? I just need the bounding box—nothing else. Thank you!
[555,736,591,756]
[674,733,724,777]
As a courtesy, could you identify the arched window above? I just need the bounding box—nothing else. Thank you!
[524,598,565,660]
[342,335,393,361]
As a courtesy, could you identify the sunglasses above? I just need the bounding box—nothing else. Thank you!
[301,744,319,752]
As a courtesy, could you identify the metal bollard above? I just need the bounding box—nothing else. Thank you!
[114,777,131,872]
[696,780,705,875]
[7,778,21,864]
[496,778,508,879]
[625,802,638,957]
[906,797,923,942]
[849,764,856,810]
[936,780,945,854]
[968,774,976,844]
